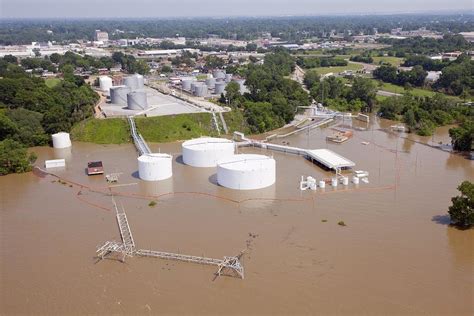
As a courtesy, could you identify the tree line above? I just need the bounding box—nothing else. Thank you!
[0,57,99,175]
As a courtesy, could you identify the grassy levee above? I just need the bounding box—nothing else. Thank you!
[222,109,251,135]
[71,118,131,144]
[134,113,218,142]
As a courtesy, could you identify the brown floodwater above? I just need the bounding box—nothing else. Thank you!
[1,117,473,315]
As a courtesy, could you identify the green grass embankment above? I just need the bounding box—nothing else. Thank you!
[71,113,222,144]
[134,113,218,142]
[71,118,131,144]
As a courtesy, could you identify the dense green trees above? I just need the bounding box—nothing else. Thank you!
[0,139,37,175]
[112,52,150,74]
[378,94,471,136]
[449,120,474,152]
[448,181,474,229]
[373,64,427,87]
[0,59,99,174]
[306,75,377,113]
[349,55,374,64]
[434,56,474,96]
[297,56,347,69]
[220,50,309,133]
[379,34,472,55]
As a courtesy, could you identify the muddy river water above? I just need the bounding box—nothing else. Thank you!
[1,117,473,315]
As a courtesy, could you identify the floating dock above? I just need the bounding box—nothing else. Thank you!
[234,132,355,173]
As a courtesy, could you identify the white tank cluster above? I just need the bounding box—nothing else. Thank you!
[127,91,148,110]
[123,74,144,90]
[99,76,113,93]
[138,153,173,181]
[51,132,72,149]
[217,154,276,190]
[110,85,131,105]
[182,137,235,167]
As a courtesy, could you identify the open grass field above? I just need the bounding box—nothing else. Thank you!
[311,62,364,75]
[372,56,404,67]
[45,78,61,88]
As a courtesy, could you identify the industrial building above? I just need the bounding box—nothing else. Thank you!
[182,137,235,167]
[217,154,276,190]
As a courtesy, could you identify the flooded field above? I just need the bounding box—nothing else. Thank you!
[1,117,473,315]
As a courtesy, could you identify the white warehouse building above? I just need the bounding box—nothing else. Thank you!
[217,154,276,190]
[138,153,173,181]
[182,137,235,167]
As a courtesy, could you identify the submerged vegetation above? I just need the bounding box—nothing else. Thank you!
[378,94,472,136]
[448,181,474,229]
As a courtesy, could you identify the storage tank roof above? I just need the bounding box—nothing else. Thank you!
[138,153,172,162]
[218,154,274,171]
[182,137,234,150]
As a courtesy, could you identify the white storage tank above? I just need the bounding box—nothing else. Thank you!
[194,84,208,97]
[99,76,113,93]
[51,132,72,149]
[110,85,131,105]
[127,91,148,110]
[217,154,276,190]
[352,176,360,184]
[319,180,326,188]
[135,74,145,89]
[205,77,216,88]
[182,79,193,91]
[138,153,173,181]
[124,75,139,90]
[213,70,226,79]
[331,177,338,187]
[214,82,226,95]
[182,137,235,168]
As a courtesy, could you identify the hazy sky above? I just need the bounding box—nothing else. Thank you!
[1,0,472,18]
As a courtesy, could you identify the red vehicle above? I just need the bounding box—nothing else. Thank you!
[87,161,104,176]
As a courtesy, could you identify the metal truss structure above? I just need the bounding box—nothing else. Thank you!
[96,197,244,279]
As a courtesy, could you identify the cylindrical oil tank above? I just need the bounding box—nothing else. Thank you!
[190,82,200,93]
[194,84,208,97]
[99,76,113,93]
[136,74,144,89]
[342,176,349,186]
[110,85,131,105]
[225,73,233,83]
[319,180,326,188]
[213,70,225,79]
[331,178,338,187]
[123,75,139,90]
[214,82,226,95]
[127,91,148,110]
[182,137,235,168]
[205,78,216,88]
[51,132,72,149]
[352,176,360,184]
[138,153,173,181]
[182,79,193,91]
[217,154,276,190]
